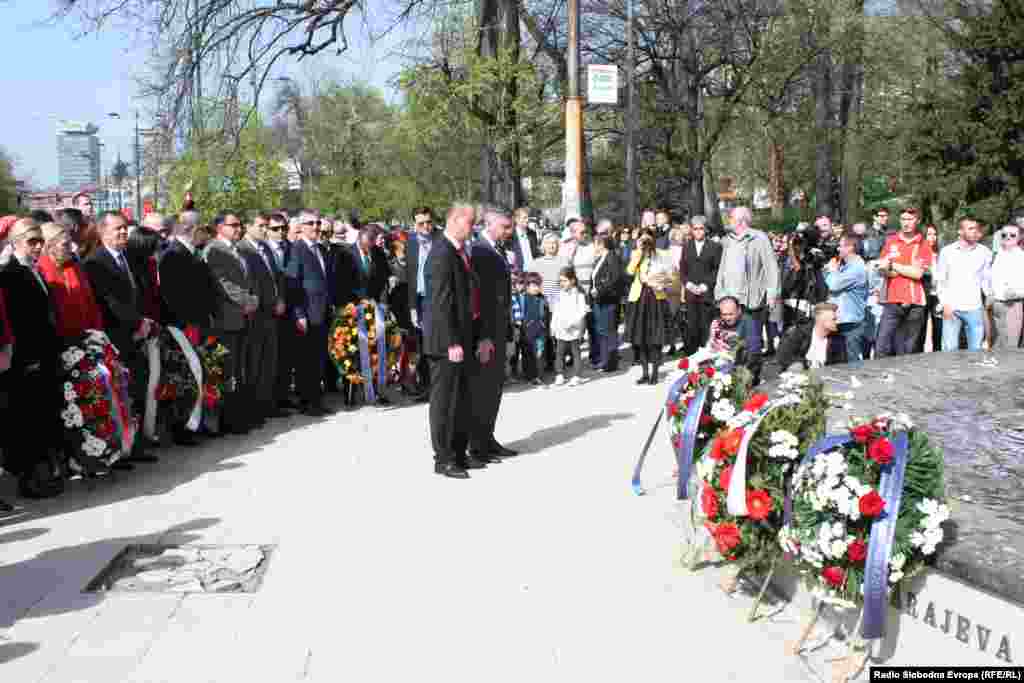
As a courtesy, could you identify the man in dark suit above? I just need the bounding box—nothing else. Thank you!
[406,206,439,401]
[425,203,478,479]
[509,207,540,273]
[239,212,285,422]
[468,205,518,462]
[157,210,217,444]
[678,216,723,354]
[286,209,332,416]
[206,212,260,433]
[265,214,296,411]
[351,226,389,302]
[84,211,158,465]
[0,219,64,497]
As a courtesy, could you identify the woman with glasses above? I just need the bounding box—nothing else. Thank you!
[990,225,1024,348]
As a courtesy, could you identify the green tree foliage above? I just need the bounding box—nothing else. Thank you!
[0,147,19,215]
[168,108,285,218]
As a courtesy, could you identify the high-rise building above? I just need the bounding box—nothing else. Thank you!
[57,121,100,191]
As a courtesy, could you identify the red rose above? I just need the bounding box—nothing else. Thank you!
[743,393,770,413]
[79,403,94,420]
[822,566,846,588]
[719,464,733,491]
[666,401,679,418]
[868,438,894,465]
[94,418,114,439]
[847,539,868,563]
[701,485,720,520]
[721,428,745,457]
[851,424,875,444]
[76,358,91,372]
[709,437,727,461]
[704,366,715,378]
[688,372,700,386]
[858,490,886,518]
[699,414,713,426]
[93,399,111,417]
[746,489,774,521]
[709,521,742,555]
[671,434,682,451]
[678,358,690,370]
[74,382,92,398]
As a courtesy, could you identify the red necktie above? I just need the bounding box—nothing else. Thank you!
[458,247,480,320]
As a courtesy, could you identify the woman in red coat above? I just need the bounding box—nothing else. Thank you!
[36,222,105,341]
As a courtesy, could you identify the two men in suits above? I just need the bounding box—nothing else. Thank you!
[468,206,518,461]
[239,212,286,421]
[678,217,723,354]
[84,211,158,465]
[0,219,64,496]
[206,212,260,432]
[406,206,439,400]
[286,210,332,416]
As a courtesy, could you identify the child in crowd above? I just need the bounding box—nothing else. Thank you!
[551,266,590,387]
[509,273,526,379]
[519,272,549,385]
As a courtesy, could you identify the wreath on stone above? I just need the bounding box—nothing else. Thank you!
[779,413,948,613]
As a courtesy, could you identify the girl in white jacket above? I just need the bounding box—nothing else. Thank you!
[551,266,591,386]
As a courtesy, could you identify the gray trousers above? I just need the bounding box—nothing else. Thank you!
[245,314,279,416]
[991,300,1023,349]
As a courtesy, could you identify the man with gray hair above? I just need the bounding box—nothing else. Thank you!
[713,206,778,383]
[468,204,518,461]
[679,214,722,354]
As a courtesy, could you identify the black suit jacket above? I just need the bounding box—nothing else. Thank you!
[238,239,281,317]
[158,239,216,329]
[509,228,539,272]
[0,261,58,371]
[777,322,848,371]
[328,242,359,309]
[471,238,512,345]
[679,239,723,304]
[406,229,440,311]
[592,251,625,304]
[424,237,475,357]
[84,247,144,355]
[351,245,389,303]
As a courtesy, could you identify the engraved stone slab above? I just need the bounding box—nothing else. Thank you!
[84,545,273,594]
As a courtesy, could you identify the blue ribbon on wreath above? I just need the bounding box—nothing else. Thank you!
[861,430,909,639]
[373,302,387,392]
[355,303,377,403]
[676,385,709,501]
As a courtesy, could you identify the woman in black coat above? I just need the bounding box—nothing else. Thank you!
[589,234,624,372]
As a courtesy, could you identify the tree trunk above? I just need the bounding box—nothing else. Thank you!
[769,138,785,220]
[477,0,522,208]
[837,1,865,225]
[813,43,834,219]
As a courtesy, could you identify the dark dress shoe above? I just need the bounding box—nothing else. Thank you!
[489,442,518,457]
[434,462,470,479]
[0,499,15,513]
[112,461,135,471]
[173,430,200,446]
[375,395,392,407]
[124,453,159,463]
[636,374,650,385]
[267,409,291,418]
[302,406,328,417]
[461,456,488,470]
[470,451,502,464]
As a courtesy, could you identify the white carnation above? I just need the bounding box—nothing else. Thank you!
[710,399,736,423]
[829,538,849,559]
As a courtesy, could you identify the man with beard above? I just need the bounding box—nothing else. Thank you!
[468,205,518,463]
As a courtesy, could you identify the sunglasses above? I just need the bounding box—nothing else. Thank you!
[26,237,44,246]
[224,221,242,228]
[268,224,285,231]
[1003,233,1019,240]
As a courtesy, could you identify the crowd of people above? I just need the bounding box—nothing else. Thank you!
[1,198,1020,492]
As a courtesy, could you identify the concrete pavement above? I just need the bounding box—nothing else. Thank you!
[1,365,844,682]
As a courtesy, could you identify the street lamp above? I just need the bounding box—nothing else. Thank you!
[107,111,142,220]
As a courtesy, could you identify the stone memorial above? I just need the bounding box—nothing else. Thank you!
[767,350,1024,667]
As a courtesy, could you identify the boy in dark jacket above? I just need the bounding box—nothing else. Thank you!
[517,272,549,384]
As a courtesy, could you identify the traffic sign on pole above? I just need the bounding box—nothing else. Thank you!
[587,65,619,105]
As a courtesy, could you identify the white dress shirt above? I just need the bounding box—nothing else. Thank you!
[991,247,1024,301]
[935,240,993,311]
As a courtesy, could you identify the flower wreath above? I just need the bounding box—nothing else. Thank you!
[59,330,135,470]
[154,326,200,427]
[779,412,947,634]
[196,336,230,410]
[329,300,402,387]
[693,372,829,574]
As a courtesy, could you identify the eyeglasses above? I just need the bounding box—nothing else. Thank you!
[223,221,242,228]
[268,224,285,231]
[415,220,433,226]
[1003,233,1019,240]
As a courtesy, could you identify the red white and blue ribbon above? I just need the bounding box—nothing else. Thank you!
[861,431,910,639]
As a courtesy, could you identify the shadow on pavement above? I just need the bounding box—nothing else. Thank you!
[0,641,40,665]
[507,412,636,453]
[0,517,220,630]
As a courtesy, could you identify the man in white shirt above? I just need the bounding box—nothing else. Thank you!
[990,224,1024,348]
[510,207,539,272]
[934,217,992,351]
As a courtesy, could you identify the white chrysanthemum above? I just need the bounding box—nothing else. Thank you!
[889,570,905,584]
[695,455,716,484]
[811,456,828,478]
[831,486,852,515]
[711,399,736,423]
[909,530,927,548]
[60,404,84,429]
[892,412,914,430]
[831,520,845,538]
[916,499,950,528]
[802,546,824,568]
[808,491,826,512]
[770,430,799,447]
[63,385,77,401]
[829,538,849,559]
[71,370,80,379]
[891,553,907,572]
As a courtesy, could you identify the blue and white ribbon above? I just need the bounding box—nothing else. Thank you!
[676,385,709,501]
[355,303,376,403]
[861,431,910,639]
[374,302,387,391]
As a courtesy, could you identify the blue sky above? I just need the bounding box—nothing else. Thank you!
[0,2,414,187]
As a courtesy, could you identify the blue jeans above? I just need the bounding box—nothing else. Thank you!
[838,321,865,363]
[941,309,985,351]
[592,302,620,370]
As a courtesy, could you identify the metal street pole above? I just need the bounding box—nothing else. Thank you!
[562,0,585,224]
[135,111,143,220]
[625,0,637,227]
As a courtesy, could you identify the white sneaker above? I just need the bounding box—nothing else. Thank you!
[555,374,565,386]
[568,376,580,387]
